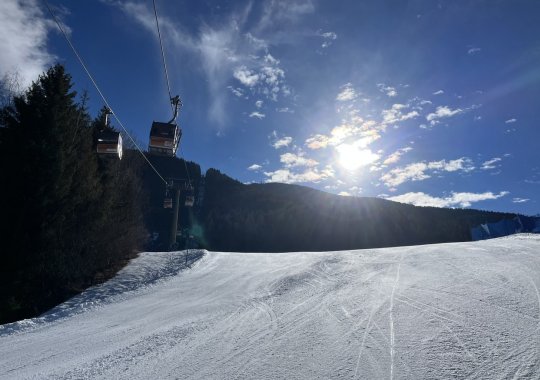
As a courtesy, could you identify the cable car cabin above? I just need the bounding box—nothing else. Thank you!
[185,195,195,207]
[96,130,123,159]
[163,197,173,209]
[148,122,181,156]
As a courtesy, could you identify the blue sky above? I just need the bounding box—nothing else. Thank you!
[1,0,539,215]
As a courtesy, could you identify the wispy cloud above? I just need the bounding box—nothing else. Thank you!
[247,164,262,171]
[115,1,293,126]
[280,152,318,168]
[227,86,245,97]
[381,104,419,125]
[383,146,413,165]
[336,83,357,101]
[269,130,293,149]
[380,157,474,187]
[467,47,481,55]
[512,197,529,203]
[377,83,397,97]
[0,0,56,86]
[276,107,294,113]
[505,118,517,124]
[387,191,509,208]
[264,165,334,184]
[481,157,502,170]
[249,111,266,119]
[234,66,259,87]
[426,105,462,125]
[432,90,444,95]
[319,31,337,48]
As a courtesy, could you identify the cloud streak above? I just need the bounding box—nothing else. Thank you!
[380,158,475,187]
[388,191,509,208]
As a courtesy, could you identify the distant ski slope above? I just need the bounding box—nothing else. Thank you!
[1,235,539,379]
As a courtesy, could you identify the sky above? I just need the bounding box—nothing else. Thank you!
[1,0,539,215]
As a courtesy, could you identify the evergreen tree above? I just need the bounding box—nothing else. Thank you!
[0,65,145,324]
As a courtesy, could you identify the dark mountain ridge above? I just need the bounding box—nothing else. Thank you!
[138,160,525,252]
[197,168,520,252]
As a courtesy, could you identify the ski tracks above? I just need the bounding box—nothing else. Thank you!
[389,252,404,380]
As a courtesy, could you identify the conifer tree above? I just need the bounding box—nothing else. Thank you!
[0,65,145,323]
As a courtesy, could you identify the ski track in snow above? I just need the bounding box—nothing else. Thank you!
[1,235,540,379]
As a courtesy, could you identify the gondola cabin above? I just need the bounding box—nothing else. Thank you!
[185,195,195,207]
[163,197,173,209]
[96,130,123,159]
[148,121,181,157]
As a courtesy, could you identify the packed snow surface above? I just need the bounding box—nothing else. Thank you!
[1,235,540,379]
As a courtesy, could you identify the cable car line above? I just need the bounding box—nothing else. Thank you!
[42,0,168,186]
[152,0,174,115]
[151,0,194,194]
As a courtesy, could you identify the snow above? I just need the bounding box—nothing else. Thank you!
[1,235,540,379]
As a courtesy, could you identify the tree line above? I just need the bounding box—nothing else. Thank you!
[0,65,146,324]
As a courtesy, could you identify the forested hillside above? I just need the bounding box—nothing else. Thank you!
[200,169,517,252]
[0,66,146,324]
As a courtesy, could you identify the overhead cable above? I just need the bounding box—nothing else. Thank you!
[43,0,168,186]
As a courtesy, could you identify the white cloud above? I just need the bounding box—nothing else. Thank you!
[380,157,474,187]
[280,152,318,167]
[255,100,263,108]
[428,157,475,172]
[377,83,397,97]
[319,31,337,48]
[264,165,333,184]
[0,0,56,86]
[234,66,259,87]
[387,191,509,208]
[433,90,444,95]
[381,104,419,125]
[426,105,463,125]
[305,134,330,149]
[512,198,530,203]
[467,47,481,55]
[381,162,430,187]
[505,118,517,124]
[481,157,502,170]
[272,136,293,149]
[336,83,357,101]
[247,164,262,171]
[249,111,265,119]
[383,146,413,165]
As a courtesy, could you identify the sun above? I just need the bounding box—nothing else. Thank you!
[336,143,379,171]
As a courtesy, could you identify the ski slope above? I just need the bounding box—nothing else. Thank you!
[1,235,539,379]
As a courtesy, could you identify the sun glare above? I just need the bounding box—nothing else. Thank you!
[336,144,379,171]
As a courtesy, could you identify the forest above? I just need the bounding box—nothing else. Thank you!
[0,66,146,323]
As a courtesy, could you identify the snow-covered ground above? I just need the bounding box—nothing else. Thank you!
[1,235,539,379]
